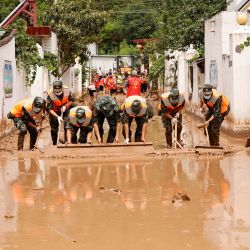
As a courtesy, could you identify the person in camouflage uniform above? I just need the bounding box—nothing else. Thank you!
[67,106,101,144]
[7,97,45,150]
[46,80,74,145]
[200,84,230,146]
[121,95,151,143]
[93,96,121,143]
[159,88,185,148]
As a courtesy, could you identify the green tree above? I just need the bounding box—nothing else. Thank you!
[159,0,228,52]
[0,0,19,23]
[43,0,108,77]
[98,0,160,55]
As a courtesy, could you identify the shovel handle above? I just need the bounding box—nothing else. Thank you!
[57,113,64,146]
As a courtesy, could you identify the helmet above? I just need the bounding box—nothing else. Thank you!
[131,99,142,114]
[169,88,179,105]
[101,102,113,117]
[202,84,212,100]
[53,80,63,95]
[131,70,137,76]
[75,107,86,124]
[33,96,44,113]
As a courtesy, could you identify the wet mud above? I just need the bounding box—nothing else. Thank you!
[0,105,249,249]
[0,152,250,249]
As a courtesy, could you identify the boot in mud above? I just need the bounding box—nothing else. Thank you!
[17,134,25,151]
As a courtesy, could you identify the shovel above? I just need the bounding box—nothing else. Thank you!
[57,113,64,146]
[195,119,223,150]
[172,121,183,149]
[33,117,46,153]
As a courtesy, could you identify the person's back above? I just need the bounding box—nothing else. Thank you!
[126,70,141,97]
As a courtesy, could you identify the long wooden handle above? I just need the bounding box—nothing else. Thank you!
[204,125,210,146]
[56,113,64,146]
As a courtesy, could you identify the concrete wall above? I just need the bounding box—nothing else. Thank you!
[205,10,250,134]
[90,56,117,74]
[0,32,83,138]
[0,36,20,137]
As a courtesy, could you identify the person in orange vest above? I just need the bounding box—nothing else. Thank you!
[121,95,149,143]
[67,106,101,144]
[159,88,185,148]
[7,97,45,150]
[46,80,74,145]
[200,84,230,146]
[126,70,141,97]
[106,75,117,96]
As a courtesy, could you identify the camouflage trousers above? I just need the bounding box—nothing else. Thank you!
[49,115,70,145]
[205,113,224,146]
[122,116,145,142]
[71,125,92,144]
[13,118,38,150]
[96,113,117,143]
[161,114,182,146]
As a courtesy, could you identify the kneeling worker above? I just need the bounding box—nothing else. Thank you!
[200,84,230,146]
[67,106,101,144]
[159,88,185,148]
[7,97,45,150]
[121,95,148,143]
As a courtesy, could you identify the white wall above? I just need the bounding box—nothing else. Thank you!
[0,36,29,137]
[205,12,237,88]
[90,56,117,74]
[230,28,250,129]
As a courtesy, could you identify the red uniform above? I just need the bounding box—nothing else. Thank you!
[126,76,141,97]
[106,76,117,91]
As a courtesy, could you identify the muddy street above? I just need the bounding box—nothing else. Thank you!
[1,152,250,250]
[0,112,250,250]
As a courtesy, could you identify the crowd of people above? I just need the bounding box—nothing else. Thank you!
[7,67,230,151]
[87,68,149,100]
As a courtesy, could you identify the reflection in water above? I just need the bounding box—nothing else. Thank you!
[0,155,250,249]
[122,163,149,212]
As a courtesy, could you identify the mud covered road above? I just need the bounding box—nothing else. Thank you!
[0,109,250,250]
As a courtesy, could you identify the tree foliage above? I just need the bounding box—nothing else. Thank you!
[43,0,108,77]
[158,0,228,51]
[0,0,19,23]
[98,0,161,54]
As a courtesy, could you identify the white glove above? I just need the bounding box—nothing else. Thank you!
[57,116,64,123]
[171,118,178,125]
[125,138,129,144]
[61,106,66,113]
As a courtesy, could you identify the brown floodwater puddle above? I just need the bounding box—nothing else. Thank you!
[0,150,250,250]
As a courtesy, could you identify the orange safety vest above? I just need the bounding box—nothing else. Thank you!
[10,98,43,122]
[48,86,70,113]
[69,106,92,127]
[121,95,147,117]
[161,92,185,114]
[203,89,229,114]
